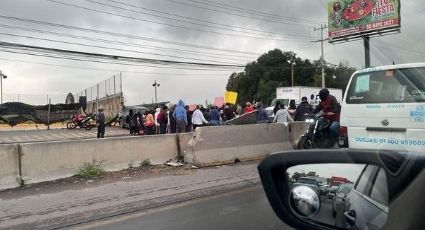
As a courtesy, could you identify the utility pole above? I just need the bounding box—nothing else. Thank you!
[313,24,328,88]
[152,80,160,108]
[0,71,8,104]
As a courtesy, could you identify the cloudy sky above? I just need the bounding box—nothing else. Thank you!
[0,0,424,105]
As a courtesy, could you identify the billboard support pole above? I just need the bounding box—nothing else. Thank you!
[364,36,371,68]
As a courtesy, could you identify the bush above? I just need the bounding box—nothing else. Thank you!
[75,160,105,179]
[16,176,30,187]
[141,159,151,167]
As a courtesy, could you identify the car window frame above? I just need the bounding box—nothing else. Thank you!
[354,164,379,195]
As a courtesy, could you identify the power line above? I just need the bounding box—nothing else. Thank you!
[84,0,311,39]
[0,32,247,65]
[0,42,248,69]
[178,0,325,24]
[0,48,243,71]
[46,0,313,42]
[162,0,317,28]
[0,57,232,75]
[0,15,261,55]
[0,24,256,61]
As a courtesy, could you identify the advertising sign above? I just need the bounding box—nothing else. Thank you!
[328,0,400,39]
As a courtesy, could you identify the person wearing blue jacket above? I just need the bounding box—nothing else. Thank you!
[172,99,188,133]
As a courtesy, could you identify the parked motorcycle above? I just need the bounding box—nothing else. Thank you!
[297,113,336,149]
[66,113,95,130]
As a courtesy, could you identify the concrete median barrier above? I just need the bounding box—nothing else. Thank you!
[20,135,178,184]
[0,144,19,190]
[184,123,293,166]
[288,122,309,148]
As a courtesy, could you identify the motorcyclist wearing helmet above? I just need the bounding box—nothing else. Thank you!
[312,88,340,142]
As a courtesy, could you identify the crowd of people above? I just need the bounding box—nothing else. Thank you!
[96,88,340,141]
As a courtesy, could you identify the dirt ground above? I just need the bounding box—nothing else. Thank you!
[0,163,204,199]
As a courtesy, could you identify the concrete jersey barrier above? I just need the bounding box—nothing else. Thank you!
[184,123,293,166]
[288,121,309,148]
[19,135,178,184]
[0,144,19,190]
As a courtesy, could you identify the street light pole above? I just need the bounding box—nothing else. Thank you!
[0,71,8,104]
[291,62,295,87]
[152,80,160,107]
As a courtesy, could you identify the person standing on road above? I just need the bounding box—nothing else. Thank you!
[96,107,105,138]
[169,104,177,133]
[192,105,208,130]
[273,101,281,116]
[245,102,254,113]
[154,108,161,135]
[144,110,155,135]
[288,100,297,119]
[126,109,137,135]
[209,106,220,126]
[158,106,168,134]
[294,96,313,121]
[185,105,193,132]
[256,102,269,124]
[173,99,188,133]
[273,104,293,125]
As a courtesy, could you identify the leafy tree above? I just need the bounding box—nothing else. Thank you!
[226,49,318,105]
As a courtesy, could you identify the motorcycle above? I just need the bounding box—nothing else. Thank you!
[297,113,336,149]
[66,114,95,130]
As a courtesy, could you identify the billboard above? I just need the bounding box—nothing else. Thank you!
[328,0,400,40]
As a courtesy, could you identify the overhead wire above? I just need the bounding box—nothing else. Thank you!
[0,57,233,75]
[0,32,247,65]
[46,0,314,42]
[176,0,324,24]
[83,0,312,39]
[0,42,247,68]
[0,42,321,70]
[0,24,256,61]
[0,15,262,55]
[0,48,244,71]
[161,0,318,28]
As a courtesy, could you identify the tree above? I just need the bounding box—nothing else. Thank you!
[226,49,318,106]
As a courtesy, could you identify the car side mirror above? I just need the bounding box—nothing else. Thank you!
[257,149,424,230]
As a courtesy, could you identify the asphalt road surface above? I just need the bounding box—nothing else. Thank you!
[69,187,292,230]
[0,126,129,143]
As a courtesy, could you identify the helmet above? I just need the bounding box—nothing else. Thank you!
[319,88,329,101]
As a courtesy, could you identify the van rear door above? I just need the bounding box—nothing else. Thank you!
[341,66,425,152]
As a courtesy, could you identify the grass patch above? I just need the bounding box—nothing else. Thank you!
[75,160,105,179]
[141,159,152,167]
[16,176,30,187]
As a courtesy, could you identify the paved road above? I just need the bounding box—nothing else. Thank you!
[0,126,129,143]
[70,187,292,230]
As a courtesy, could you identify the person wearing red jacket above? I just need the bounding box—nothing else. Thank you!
[313,88,341,141]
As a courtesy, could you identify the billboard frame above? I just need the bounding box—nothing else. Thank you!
[328,0,401,44]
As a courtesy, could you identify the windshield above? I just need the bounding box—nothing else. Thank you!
[346,67,425,104]
[270,99,290,107]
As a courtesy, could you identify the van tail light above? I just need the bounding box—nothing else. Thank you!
[339,126,348,137]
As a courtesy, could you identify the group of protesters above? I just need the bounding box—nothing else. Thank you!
[119,97,316,136]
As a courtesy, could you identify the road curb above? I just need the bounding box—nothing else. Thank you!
[6,178,260,230]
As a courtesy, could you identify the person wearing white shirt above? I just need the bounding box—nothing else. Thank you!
[273,103,294,125]
[192,105,208,130]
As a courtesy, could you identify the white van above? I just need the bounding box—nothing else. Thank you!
[340,63,425,152]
